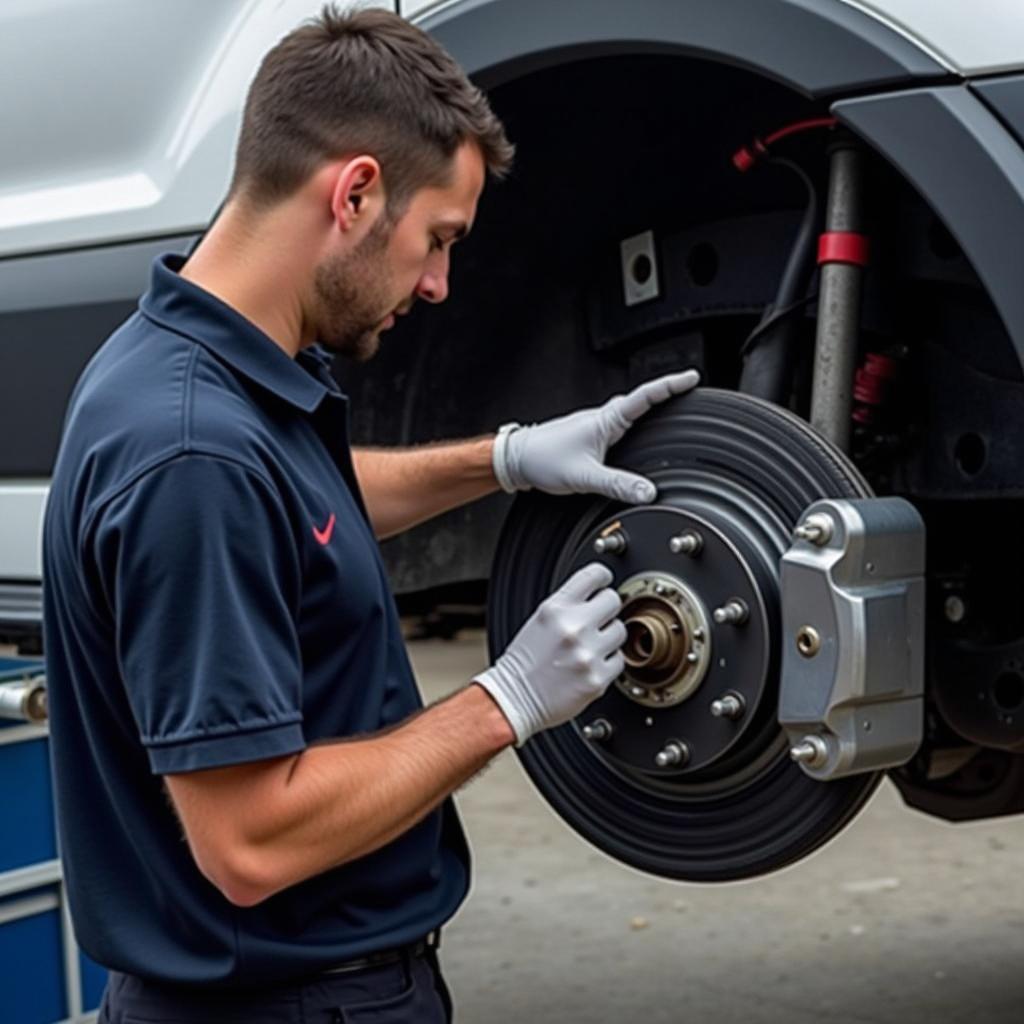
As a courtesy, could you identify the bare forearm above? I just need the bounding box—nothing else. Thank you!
[180,684,513,905]
[351,438,499,539]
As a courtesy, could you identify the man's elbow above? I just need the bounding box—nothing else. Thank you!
[192,839,279,908]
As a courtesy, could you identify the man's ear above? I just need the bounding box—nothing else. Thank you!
[329,156,384,233]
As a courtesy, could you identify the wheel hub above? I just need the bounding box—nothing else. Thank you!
[566,507,770,774]
[618,570,709,702]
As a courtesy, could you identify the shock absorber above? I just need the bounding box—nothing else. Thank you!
[810,137,870,452]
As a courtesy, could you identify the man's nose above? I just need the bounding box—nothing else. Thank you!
[416,250,451,304]
[416,271,449,304]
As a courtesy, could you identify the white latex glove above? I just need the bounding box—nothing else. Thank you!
[492,369,700,504]
[474,563,626,746]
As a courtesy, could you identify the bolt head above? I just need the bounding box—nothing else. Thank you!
[793,512,834,546]
[796,626,822,658]
[944,595,966,624]
[669,531,703,555]
[654,741,689,768]
[790,735,829,768]
[710,694,744,720]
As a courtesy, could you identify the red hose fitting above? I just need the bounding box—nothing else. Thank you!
[732,116,838,173]
[852,353,899,425]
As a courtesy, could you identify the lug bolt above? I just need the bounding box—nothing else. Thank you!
[654,740,690,768]
[582,719,613,742]
[710,692,745,720]
[790,734,829,768]
[693,628,705,642]
[793,512,834,546]
[669,531,703,556]
[629,685,647,699]
[593,530,627,555]
[686,651,699,664]
[713,599,749,626]
[944,595,966,624]
[654,583,667,595]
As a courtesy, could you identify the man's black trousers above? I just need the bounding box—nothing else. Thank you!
[98,947,453,1023]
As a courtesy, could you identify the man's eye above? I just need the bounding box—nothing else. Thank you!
[430,234,445,252]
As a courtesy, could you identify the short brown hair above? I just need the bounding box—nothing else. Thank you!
[230,4,514,213]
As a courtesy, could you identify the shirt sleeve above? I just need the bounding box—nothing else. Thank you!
[91,453,306,774]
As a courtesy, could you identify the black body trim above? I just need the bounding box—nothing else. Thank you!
[834,85,1024,372]
[973,73,1024,150]
[422,0,948,97]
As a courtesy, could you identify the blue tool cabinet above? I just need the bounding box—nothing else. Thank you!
[0,658,106,1023]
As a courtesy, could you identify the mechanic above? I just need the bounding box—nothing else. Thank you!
[42,6,699,1022]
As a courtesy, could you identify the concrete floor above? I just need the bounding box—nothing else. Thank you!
[408,630,1024,1024]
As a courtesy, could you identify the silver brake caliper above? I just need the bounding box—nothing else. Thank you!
[779,497,925,780]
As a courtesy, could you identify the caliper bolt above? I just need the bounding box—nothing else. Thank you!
[710,692,745,720]
[654,740,690,768]
[796,626,821,658]
[793,512,834,546]
[669,531,703,556]
[790,734,830,768]
[593,530,627,555]
[713,599,749,626]
[582,719,613,742]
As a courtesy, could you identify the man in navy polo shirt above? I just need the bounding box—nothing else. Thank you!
[43,7,698,1022]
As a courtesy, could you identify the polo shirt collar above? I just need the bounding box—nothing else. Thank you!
[140,253,340,413]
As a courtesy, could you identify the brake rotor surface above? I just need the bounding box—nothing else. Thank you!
[487,388,881,881]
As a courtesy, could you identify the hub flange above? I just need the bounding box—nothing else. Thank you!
[617,571,711,707]
[565,506,771,775]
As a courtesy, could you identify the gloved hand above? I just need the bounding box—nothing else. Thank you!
[474,563,626,746]
[492,369,700,504]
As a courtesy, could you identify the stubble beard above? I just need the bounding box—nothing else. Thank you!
[313,214,396,364]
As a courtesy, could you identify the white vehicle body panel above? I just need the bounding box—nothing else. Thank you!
[0,484,48,581]
[0,0,394,260]
[838,0,1024,76]
[1,0,1018,262]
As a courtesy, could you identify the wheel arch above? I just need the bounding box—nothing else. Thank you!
[419,0,946,97]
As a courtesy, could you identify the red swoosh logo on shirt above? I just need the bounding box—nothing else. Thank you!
[312,512,336,546]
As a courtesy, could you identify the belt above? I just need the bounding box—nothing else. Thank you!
[319,930,441,977]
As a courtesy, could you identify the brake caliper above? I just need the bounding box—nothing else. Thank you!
[780,497,926,780]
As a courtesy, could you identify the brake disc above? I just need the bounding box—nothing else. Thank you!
[487,388,881,881]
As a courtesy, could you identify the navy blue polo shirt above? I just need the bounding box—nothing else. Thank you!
[42,254,469,988]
